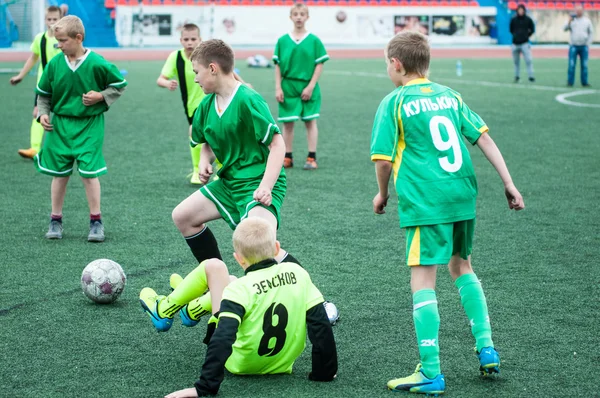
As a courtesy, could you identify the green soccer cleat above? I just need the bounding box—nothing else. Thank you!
[387,364,445,396]
[477,346,500,376]
[139,287,173,332]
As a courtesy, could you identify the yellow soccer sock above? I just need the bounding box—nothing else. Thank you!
[30,120,44,152]
[187,292,212,320]
[158,262,209,317]
[191,144,201,173]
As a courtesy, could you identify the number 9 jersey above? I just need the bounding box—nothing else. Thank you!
[370,78,489,228]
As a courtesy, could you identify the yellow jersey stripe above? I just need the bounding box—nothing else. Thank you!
[371,154,393,161]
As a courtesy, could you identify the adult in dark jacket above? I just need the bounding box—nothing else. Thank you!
[510,4,536,83]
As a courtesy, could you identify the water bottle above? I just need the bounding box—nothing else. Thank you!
[456,60,463,77]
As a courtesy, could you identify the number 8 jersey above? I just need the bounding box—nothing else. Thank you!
[370,78,488,228]
[220,260,326,375]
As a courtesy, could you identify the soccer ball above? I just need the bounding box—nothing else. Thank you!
[323,301,340,325]
[81,259,127,304]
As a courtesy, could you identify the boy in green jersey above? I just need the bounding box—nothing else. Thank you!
[35,16,127,242]
[370,32,525,395]
[10,5,62,159]
[171,39,301,268]
[140,217,337,397]
[273,3,329,170]
[158,24,248,185]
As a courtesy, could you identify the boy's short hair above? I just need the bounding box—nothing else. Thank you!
[46,5,63,17]
[54,15,85,40]
[386,31,430,77]
[232,218,277,264]
[290,2,308,14]
[181,23,200,35]
[190,39,234,74]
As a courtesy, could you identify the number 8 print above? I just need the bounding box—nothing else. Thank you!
[429,115,463,173]
[258,303,288,357]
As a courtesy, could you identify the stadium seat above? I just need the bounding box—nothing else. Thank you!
[450,0,460,5]
[163,0,174,4]
[584,2,592,7]
[469,0,478,5]
[174,0,184,4]
[546,2,555,8]
[565,1,574,8]
[595,3,600,9]
[536,1,546,8]
[110,9,116,18]
[556,2,565,8]
[508,1,517,8]
[105,0,116,8]
[185,0,196,4]
[460,0,469,5]
[218,0,228,4]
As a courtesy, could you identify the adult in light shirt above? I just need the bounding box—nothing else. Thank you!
[564,4,594,87]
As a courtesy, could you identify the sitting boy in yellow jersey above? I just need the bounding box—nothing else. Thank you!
[140,217,338,397]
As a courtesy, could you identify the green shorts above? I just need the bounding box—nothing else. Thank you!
[278,79,321,123]
[200,174,286,230]
[405,219,475,266]
[34,114,106,178]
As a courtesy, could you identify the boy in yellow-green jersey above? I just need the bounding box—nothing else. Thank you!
[158,24,206,185]
[371,32,524,394]
[10,5,62,159]
[140,217,337,397]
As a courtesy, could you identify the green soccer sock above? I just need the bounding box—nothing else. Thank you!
[30,120,44,152]
[191,144,201,173]
[187,292,212,320]
[158,262,209,317]
[413,289,441,379]
[455,273,494,352]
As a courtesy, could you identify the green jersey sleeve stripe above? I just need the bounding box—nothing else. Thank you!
[261,123,275,144]
[36,85,51,95]
[315,54,329,63]
[190,137,201,146]
[108,80,127,87]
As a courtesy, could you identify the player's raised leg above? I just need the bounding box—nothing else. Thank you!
[172,190,223,263]
[46,176,69,239]
[282,121,295,168]
[449,254,498,375]
[140,259,231,331]
[304,119,318,170]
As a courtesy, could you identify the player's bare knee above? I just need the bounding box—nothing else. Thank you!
[204,258,227,274]
[171,206,189,229]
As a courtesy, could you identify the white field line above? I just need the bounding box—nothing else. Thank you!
[327,70,600,107]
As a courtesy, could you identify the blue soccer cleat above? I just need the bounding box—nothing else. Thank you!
[139,287,173,332]
[387,364,445,396]
[477,346,500,376]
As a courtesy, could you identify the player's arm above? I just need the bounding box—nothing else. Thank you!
[476,133,525,211]
[157,73,178,91]
[10,53,39,85]
[193,300,245,396]
[373,161,392,214]
[199,143,216,184]
[255,133,285,206]
[274,64,284,103]
[306,303,338,381]
[301,63,324,101]
[36,96,53,131]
